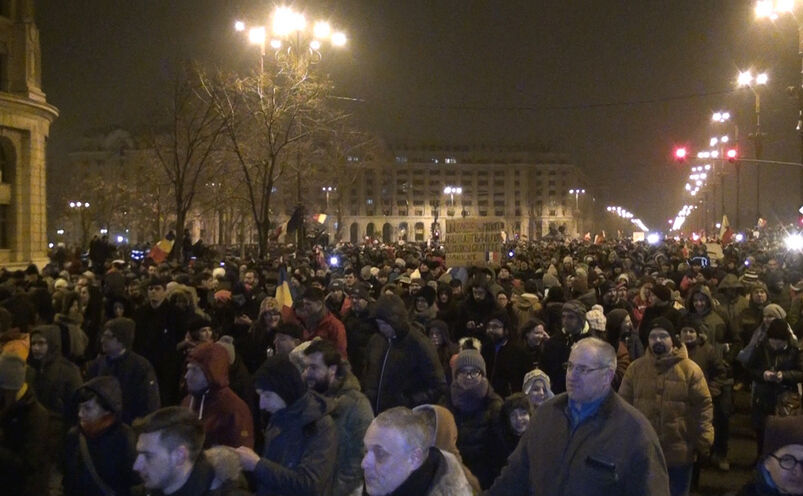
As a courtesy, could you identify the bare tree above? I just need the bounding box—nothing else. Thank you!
[144,63,225,261]
[199,55,335,258]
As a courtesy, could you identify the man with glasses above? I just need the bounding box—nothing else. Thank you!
[486,337,669,496]
[620,318,713,496]
[737,416,803,495]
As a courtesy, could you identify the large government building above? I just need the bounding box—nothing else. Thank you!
[329,144,592,244]
[0,0,58,267]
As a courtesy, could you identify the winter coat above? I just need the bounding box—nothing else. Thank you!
[443,382,503,489]
[87,350,161,426]
[0,386,52,496]
[746,339,803,425]
[303,311,348,359]
[686,285,731,351]
[485,391,670,496]
[254,390,337,496]
[511,293,541,334]
[239,319,275,374]
[364,297,447,413]
[540,325,592,394]
[738,301,767,347]
[455,288,497,340]
[134,300,184,406]
[619,345,714,466]
[358,448,473,496]
[686,335,728,397]
[342,305,376,382]
[181,343,254,449]
[481,339,532,397]
[27,324,82,424]
[63,420,138,496]
[325,364,374,496]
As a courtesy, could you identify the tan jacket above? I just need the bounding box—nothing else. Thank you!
[619,344,714,467]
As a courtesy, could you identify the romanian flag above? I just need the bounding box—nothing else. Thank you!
[720,215,733,245]
[312,213,327,224]
[148,238,174,264]
[275,265,294,311]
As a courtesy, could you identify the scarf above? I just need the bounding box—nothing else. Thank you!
[450,378,489,414]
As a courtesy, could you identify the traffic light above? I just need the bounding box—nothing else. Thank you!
[674,147,687,161]
[726,148,738,163]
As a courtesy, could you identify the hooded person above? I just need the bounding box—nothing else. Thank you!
[737,416,803,496]
[0,352,52,495]
[444,349,504,489]
[638,283,682,348]
[541,299,591,394]
[63,376,139,496]
[363,293,447,413]
[412,404,482,494]
[738,281,770,348]
[236,355,337,496]
[181,342,254,449]
[410,285,439,327]
[685,284,730,354]
[493,393,532,466]
[27,324,82,426]
[455,273,497,340]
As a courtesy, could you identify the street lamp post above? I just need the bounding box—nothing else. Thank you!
[737,69,768,222]
[69,201,90,249]
[755,1,803,205]
[569,188,585,236]
[322,186,335,211]
[443,186,462,215]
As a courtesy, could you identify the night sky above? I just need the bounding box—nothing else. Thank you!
[35,1,803,229]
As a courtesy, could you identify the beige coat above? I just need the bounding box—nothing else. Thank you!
[619,344,714,467]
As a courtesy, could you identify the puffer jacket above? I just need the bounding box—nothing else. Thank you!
[181,343,254,449]
[254,391,337,496]
[364,294,447,413]
[619,345,714,466]
[27,324,82,424]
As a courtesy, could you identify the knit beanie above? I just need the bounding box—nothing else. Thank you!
[0,353,25,390]
[648,317,676,337]
[453,349,486,378]
[253,355,306,407]
[605,308,630,335]
[585,305,606,332]
[105,317,136,350]
[763,304,787,321]
[522,368,551,394]
[650,284,672,303]
[78,376,123,414]
[767,318,791,341]
[763,416,803,457]
[562,300,587,319]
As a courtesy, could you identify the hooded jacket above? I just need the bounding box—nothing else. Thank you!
[254,391,337,496]
[181,343,254,449]
[619,344,714,466]
[685,285,730,351]
[364,294,447,413]
[87,348,161,426]
[324,363,374,496]
[27,324,82,424]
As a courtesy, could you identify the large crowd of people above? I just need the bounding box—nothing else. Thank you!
[2,233,803,495]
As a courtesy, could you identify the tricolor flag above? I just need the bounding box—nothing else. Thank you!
[311,213,327,224]
[275,265,294,311]
[719,215,733,245]
[148,238,174,264]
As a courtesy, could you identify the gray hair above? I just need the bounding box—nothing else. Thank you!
[572,337,617,372]
[372,406,431,453]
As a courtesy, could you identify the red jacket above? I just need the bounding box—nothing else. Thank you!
[304,312,348,358]
[181,342,254,449]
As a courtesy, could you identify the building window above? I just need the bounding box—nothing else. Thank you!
[414,222,425,241]
[549,209,557,216]
[414,209,423,216]
[549,190,556,196]
[494,210,504,217]
[366,199,374,205]
[395,156,407,163]
[479,210,488,217]
[0,138,12,184]
[445,157,457,164]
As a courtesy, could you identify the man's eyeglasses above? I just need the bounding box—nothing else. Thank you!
[564,362,607,376]
[770,453,803,471]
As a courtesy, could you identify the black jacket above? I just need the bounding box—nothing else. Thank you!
[63,420,138,496]
[133,454,251,496]
[27,324,83,425]
[0,387,52,496]
[87,351,161,425]
[482,339,532,397]
[342,305,376,382]
[253,391,337,496]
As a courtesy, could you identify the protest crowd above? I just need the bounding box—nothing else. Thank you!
[4,229,803,495]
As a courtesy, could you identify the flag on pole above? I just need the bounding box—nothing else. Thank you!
[719,215,733,245]
[275,265,294,311]
[311,213,327,224]
[148,238,174,264]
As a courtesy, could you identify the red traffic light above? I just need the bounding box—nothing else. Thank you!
[674,147,687,161]
[726,148,738,162]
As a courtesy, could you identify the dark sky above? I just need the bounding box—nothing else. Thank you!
[36,1,803,229]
